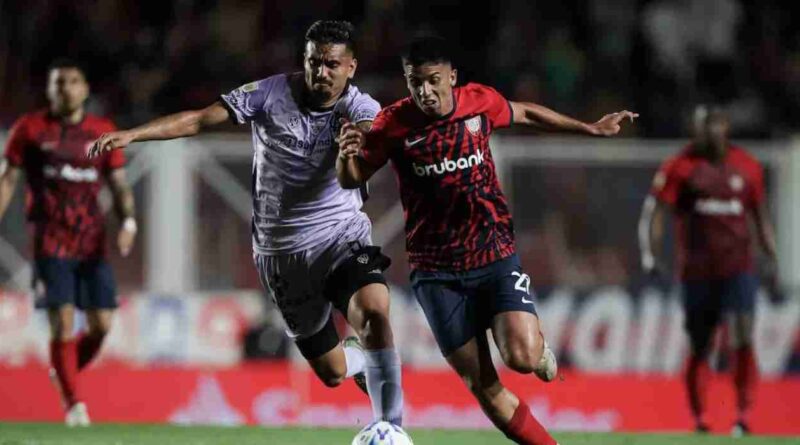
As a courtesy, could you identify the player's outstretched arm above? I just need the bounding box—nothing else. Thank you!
[638,196,666,276]
[509,102,638,136]
[0,163,21,222]
[336,120,380,189]
[88,102,231,158]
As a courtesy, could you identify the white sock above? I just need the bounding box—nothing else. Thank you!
[365,348,404,425]
[343,345,366,378]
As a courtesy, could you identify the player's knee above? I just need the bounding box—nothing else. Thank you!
[50,320,74,341]
[502,342,542,374]
[87,324,111,339]
[314,366,347,388]
[321,374,346,388]
[51,327,73,342]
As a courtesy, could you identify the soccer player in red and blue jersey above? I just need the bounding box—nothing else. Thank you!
[0,60,137,426]
[337,35,637,445]
[639,106,777,435]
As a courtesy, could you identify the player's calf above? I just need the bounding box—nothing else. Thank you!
[347,283,394,350]
[346,283,403,425]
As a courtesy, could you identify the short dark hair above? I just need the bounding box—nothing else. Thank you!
[401,34,454,67]
[305,20,356,53]
[47,58,87,77]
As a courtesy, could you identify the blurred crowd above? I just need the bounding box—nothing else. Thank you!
[1,0,799,137]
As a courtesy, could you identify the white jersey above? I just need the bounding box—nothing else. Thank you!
[220,73,380,254]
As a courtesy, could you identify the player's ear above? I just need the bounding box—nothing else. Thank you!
[349,57,357,80]
[450,68,457,87]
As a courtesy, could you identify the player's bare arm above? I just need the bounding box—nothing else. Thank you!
[751,202,779,291]
[88,102,230,158]
[107,168,137,257]
[336,120,378,189]
[638,195,666,275]
[0,163,22,221]
[509,101,638,136]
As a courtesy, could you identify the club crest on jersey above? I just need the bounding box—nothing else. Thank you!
[729,174,744,192]
[241,81,259,93]
[289,115,300,128]
[465,116,482,135]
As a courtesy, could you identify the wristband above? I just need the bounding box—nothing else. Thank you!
[122,217,138,233]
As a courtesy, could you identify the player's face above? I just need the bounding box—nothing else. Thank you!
[47,68,89,114]
[707,116,729,147]
[404,62,457,117]
[303,42,356,105]
[692,107,709,145]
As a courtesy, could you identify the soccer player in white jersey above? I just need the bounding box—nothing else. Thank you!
[89,20,403,426]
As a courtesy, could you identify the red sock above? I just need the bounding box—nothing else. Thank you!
[50,338,79,407]
[77,333,105,371]
[686,354,711,427]
[503,399,557,445]
[732,346,758,425]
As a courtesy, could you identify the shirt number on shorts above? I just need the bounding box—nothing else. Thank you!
[511,271,531,294]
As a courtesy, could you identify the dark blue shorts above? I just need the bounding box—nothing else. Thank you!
[682,272,758,334]
[33,257,118,310]
[410,254,538,356]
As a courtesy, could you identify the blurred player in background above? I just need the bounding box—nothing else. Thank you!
[0,60,137,426]
[89,20,404,426]
[337,35,637,445]
[639,105,777,435]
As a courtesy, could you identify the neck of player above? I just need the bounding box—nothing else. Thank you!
[52,106,85,125]
[307,88,340,110]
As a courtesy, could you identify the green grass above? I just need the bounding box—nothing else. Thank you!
[0,423,798,445]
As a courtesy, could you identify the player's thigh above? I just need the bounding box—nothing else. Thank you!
[253,253,334,359]
[411,271,476,356]
[77,259,118,311]
[723,273,758,347]
[323,243,392,324]
[482,255,542,365]
[682,279,723,349]
[34,257,78,310]
[321,220,392,318]
[491,311,544,370]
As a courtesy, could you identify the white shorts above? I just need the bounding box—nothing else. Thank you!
[254,214,389,343]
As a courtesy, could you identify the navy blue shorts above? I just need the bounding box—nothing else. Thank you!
[33,257,118,310]
[682,273,757,345]
[410,254,538,356]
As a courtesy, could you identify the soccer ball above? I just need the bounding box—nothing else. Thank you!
[352,421,414,445]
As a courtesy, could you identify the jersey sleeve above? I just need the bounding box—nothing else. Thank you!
[4,116,29,167]
[474,84,513,129]
[748,161,766,208]
[220,77,275,124]
[101,120,126,171]
[345,91,381,124]
[361,109,394,169]
[650,158,683,207]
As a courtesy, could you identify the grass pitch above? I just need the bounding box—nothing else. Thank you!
[0,423,798,445]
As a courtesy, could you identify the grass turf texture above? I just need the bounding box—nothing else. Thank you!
[0,423,798,445]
